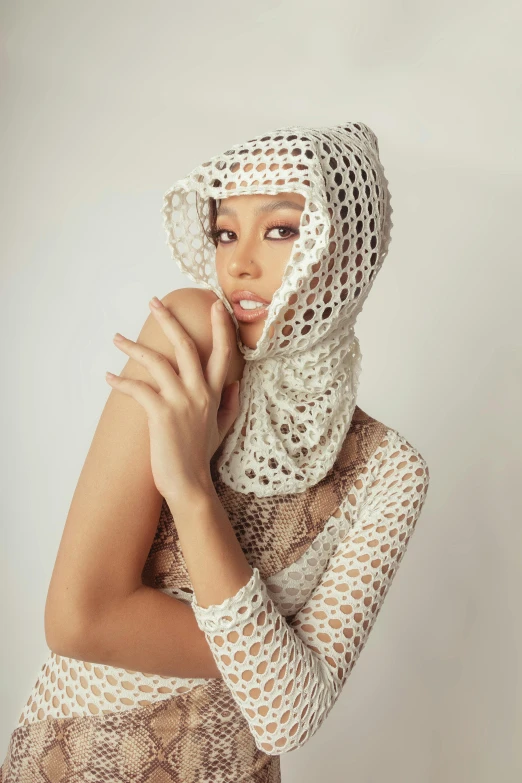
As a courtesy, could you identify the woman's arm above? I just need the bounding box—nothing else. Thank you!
[44,286,241,679]
[189,431,431,755]
[56,582,222,679]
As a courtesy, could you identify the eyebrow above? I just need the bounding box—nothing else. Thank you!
[216,199,304,217]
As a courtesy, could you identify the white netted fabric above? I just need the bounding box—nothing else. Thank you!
[162,122,393,497]
[191,428,430,755]
[4,414,431,779]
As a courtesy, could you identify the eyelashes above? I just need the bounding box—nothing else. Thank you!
[209,222,300,245]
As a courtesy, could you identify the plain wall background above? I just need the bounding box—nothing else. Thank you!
[1,1,521,780]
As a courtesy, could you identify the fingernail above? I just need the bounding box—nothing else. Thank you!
[150,296,163,308]
[215,300,224,313]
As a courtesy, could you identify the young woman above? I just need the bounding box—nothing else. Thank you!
[1,122,430,782]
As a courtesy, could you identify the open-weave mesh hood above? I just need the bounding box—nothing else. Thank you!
[161,122,393,497]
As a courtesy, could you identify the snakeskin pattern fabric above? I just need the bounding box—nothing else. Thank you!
[1,408,430,781]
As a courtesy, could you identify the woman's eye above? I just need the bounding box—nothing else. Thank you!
[215,229,234,244]
[265,226,298,240]
[213,225,298,244]
[211,228,236,244]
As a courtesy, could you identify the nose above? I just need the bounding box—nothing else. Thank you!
[226,232,262,278]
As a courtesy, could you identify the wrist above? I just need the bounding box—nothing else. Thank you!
[163,471,216,510]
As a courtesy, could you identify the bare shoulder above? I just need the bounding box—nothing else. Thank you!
[133,287,245,386]
[44,286,245,653]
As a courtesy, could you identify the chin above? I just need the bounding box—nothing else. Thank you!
[239,324,263,349]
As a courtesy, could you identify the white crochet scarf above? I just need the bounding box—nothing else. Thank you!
[161,122,393,497]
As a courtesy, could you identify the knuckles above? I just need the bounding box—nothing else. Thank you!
[177,335,197,353]
[149,350,169,364]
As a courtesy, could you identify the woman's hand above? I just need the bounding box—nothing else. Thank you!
[105,295,240,502]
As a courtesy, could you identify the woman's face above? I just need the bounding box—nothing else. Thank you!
[212,192,305,349]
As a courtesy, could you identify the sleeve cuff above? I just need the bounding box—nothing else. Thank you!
[191,566,265,633]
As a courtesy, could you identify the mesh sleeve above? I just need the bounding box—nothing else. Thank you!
[191,430,430,755]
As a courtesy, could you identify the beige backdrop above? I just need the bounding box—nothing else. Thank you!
[1,1,521,780]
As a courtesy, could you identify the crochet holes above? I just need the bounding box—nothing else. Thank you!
[18,651,204,726]
[161,122,393,495]
[191,428,429,754]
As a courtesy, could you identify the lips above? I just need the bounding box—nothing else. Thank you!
[228,290,271,323]
[230,290,271,305]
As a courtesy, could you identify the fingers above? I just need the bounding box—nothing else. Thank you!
[205,299,234,396]
[111,331,183,399]
[148,296,208,393]
[107,296,233,407]
[105,372,165,418]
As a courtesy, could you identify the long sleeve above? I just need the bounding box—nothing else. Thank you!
[191,430,431,755]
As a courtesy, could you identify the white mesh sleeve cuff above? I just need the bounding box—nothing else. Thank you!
[191,567,262,631]
[188,431,430,756]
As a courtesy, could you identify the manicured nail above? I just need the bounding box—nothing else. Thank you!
[150,296,163,308]
[215,300,224,313]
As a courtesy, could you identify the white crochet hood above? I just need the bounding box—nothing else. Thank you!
[161,121,393,497]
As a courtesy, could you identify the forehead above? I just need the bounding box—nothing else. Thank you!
[216,192,306,217]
